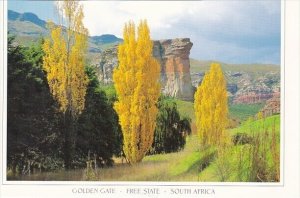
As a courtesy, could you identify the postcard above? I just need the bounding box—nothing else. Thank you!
[0,0,299,198]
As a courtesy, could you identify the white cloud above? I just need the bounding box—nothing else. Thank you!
[81,1,232,37]
[79,1,280,64]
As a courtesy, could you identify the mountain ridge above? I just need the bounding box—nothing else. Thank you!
[8,10,46,27]
[8,9,123,56]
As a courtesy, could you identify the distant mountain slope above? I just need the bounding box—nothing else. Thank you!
[91,34,122,44]
[8,9,123,60]
[190,58,280,74]
[8,10,48,46]
[8,10,46,27]
[190,58,280,104]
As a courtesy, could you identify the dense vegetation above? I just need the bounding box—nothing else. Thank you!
[7,0,279,182]
[199,115,280,182]
[7,36,120,174]
[7,39,279,181]
[8,36,63,173]
[11,115,279,182]
[151,98,191,154]
[7,36,192,175]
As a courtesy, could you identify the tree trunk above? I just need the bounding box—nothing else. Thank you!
[63,109,76,170]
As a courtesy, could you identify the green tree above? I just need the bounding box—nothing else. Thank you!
[7,36,64,175]
[151,98,191,154]
[76,66,121,167]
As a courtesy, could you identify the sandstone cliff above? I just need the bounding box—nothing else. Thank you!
[97,38,194,101]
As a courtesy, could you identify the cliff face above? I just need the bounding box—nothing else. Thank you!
[98,47,118,84]
[154,38,194,101]
[98,38,194,101]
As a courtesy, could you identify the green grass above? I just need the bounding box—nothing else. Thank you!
[13,135,207,181]
[199,145,253,182]
[174,98,264,123]
[230,114,280,136]
[199,114,280,182]
[229,103,265,122]
[174,99,195,121]
[10,115,280,182]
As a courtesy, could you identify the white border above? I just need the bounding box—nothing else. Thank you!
[1,0,299,197]
[1,0,6,184]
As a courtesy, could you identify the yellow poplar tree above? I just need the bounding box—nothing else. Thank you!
[113,20,161,163]
[42,0,88,169]
[194,63,228,146]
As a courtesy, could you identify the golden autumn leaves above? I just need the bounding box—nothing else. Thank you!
[42,0,89,169]
[43,1,88,118]
[42,0,228,165]
[113,21,161,163]
[194,63,229,147]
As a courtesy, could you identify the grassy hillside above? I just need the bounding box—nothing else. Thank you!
[199,114,280,182]
[229,103,265,122]
[230,114,280,136]
[190,58,280,74]
[174,98,264,124]
[174,99,195,121]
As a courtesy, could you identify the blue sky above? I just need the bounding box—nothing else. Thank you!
[8,0,281,65]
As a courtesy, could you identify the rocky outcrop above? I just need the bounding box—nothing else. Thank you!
[155,38,194,100]
[98,38,194,101]
[98,47,118,84]
[261,92,280,117]
[233,92,274,104]
[232,75,278,104]
[232,84,274,104]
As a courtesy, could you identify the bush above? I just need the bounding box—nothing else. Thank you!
[150,98,191,154]
[232,133,253,145]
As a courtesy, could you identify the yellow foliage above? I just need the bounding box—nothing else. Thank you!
[194,63,228,146]
[113,20,161,163]
[43,0,88,117]
[257,111,264,120]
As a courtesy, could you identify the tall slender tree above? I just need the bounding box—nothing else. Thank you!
[42,0,88,169]
[194,63,228,146]
[113,20,161,163]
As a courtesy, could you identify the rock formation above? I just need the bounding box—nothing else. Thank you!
[155,38,194,101]
[233,92,274,104]
[232,80,277,104]
[97,38,194,101]
[98,47,118,84]
[261,92,280,117]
